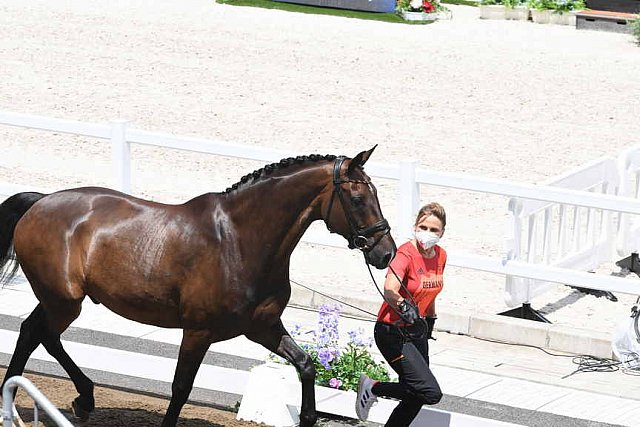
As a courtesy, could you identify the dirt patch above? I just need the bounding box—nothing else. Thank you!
[2,368,262,427]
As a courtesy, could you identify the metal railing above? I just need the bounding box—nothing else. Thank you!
[2,376,73,427]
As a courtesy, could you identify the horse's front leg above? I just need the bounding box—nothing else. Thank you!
[161,329,211,427]
[247,320,317,427]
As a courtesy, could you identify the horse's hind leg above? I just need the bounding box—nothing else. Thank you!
[3,301,95,421]
[2,305,47,387]
[246,320,317,427]
[39,301,95,421]
[40,331,95,419]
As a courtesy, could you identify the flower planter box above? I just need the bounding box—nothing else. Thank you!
[401,10,451,21]
[237,363,527,426]
[479,4,507,19]
[531,8,552,23]
[505,6,530,20]
[549,10,578,25]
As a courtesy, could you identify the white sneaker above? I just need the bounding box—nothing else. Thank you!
[355,374,378,421]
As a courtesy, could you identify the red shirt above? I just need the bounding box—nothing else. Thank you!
[377,241,446,324]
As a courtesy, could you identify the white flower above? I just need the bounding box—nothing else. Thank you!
[410,0,422,8]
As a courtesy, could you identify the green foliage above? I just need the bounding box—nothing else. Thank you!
[479,0,502,5]
[526,0,583,11]
[551,0,584,12]
[633,16,640,44]
[503,0,523,8]
[526,0,554,10]
[396,0,412,11]
[307,341,390,391]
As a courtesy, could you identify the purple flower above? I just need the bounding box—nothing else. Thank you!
[348,329,364,346]
[315,304,341,352]
[318,348,334,369]
[328,378,342,389]
[290,324,302,338]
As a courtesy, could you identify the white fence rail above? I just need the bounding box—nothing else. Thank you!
[2,111,640,301]
[2,375,73,427]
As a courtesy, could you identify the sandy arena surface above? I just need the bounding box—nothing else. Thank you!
[1,0,640,336]
[2,368,262,426]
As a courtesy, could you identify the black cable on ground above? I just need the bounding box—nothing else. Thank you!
[470,336,632,377]
[562,356,622,378]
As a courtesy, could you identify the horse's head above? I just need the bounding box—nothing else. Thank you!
[322,146,396,269]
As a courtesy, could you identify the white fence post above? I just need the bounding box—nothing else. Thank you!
[398,160,419,241]
[110,119,131,193]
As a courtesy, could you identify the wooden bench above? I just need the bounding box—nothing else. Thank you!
[575,9,637,33]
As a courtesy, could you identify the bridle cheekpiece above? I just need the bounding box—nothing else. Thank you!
[324,157,391,252]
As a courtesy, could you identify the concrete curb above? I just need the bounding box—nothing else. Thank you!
[289,287,613,360]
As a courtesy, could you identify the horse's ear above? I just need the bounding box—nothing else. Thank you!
[348,145,377,173]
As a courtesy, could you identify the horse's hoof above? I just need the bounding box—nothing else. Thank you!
[72,397,92,421]
[298,414,317,427]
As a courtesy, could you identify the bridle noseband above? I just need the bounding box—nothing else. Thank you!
[324,157,391,252]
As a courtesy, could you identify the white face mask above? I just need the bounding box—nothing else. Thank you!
[415,230,440,250]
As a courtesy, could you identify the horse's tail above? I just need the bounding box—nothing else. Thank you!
[0,192,46,286]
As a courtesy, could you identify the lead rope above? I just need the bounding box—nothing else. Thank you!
[364,255,429,341]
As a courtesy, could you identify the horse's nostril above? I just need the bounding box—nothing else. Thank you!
[381,252,392,267]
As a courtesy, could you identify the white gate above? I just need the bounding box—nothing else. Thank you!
[504,156,621,307]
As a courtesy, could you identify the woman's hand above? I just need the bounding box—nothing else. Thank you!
[398,299,420,324]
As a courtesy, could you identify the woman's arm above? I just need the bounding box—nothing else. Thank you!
[383,272,405,307]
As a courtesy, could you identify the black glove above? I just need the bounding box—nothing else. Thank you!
[425,316,437,340]
[398,299,420,325]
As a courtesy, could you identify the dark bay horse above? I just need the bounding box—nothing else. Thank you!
[0,146,396,426]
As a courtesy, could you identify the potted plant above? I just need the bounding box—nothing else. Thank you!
[504,0,529,20]
[396,0,451,21]
[268,304,390,392]
[479,0,506,19]
[527,0,554,23]
[549,0,584,25]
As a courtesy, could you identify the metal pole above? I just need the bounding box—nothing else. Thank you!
[2,376,73,427]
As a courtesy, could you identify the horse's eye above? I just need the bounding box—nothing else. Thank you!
[351,196,364,206]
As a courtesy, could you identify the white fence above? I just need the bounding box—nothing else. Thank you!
[505,156,621,307]
[618,146,640,256]
[3,111,640,299]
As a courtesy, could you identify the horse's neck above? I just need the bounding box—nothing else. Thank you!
[223,171,328,259]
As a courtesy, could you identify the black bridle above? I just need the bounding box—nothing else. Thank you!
[324,157,428,339]
[324,157,391,252]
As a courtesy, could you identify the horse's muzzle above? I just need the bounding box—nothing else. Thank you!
[365,234,397,269]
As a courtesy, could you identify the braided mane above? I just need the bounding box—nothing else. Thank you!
[224,154,338,193]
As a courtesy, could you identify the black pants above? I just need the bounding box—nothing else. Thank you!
[372,321,442,427]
